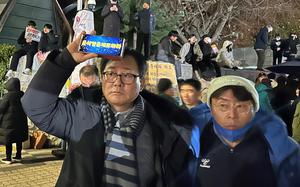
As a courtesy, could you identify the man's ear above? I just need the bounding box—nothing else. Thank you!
[139,79,146,92]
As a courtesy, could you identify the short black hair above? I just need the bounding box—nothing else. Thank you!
[44,24,53,30]
[28,20,36,27]
[157,78,172,94]
[179,79,201,91]
[210,85,255,105]
[80,65,99,77]
[100,48,147,78]
[168,30,178,37]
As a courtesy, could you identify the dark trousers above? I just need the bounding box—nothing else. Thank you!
[136,33,151,59]
[5,142,22,159]
[10,45,37,71]
[256,49,265,69]
[273,52,283,65]
[199,60,221,77]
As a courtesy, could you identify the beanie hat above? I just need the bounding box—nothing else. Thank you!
[157,78,172,94]
[144,0,151,5]
[206,75,259,112]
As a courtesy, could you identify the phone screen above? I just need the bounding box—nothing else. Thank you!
[79,34,125,57]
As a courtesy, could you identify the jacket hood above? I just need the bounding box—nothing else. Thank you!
[222,40,233,49]
[5,78,20,91]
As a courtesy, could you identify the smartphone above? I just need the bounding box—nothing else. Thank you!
[78,34,125,58]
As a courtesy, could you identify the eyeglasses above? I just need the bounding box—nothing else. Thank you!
[212,102,254,114]
[102,71,139,84]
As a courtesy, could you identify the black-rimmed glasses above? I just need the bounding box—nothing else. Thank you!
[102,71,139,84]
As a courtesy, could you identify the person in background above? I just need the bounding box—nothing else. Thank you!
[270,33,284,65]
[193,75,300,187]
[284,32,299,61]
[6,20,38,77]
[199,35,221,77]
[216,40,241,69]
[254,25,273,70]
[21,32,197,186]
[255,77,274,112]
[101,0,124,37]
[156,30,179,63]
[0,78,28,164]
[135,0,156,60]
[180,34,203,75]
[32,24,59,72]
[157,78,178,105]
[271,76,294,136]
[179,79,202,110]
[156,30,182,77]
[67,65,101,103]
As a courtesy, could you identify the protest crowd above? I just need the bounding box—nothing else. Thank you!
[1,0,300,186]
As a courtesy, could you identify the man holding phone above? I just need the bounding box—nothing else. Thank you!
[21,32,197,186]
[101,0,124,37]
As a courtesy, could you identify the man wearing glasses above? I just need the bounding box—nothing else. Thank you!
[21,33,196,186]
[193,75,300,187]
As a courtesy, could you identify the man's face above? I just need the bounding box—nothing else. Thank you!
[43,27,50,33]
[80,74,98,87]
[143,2,150,9]
[204,37,211,44]
[189,36,197,44]
[211,89,254,130]
[102,56,143,112]
[170,36,177,42]
[180,84,200,108]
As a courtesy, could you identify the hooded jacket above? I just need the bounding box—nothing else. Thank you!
[216,40,240,68]
[190,104,300,187]
[21,49,197,187]
[0,78,28,144]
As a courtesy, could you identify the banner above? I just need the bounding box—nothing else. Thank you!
[24,27,41,42]
[70,9,95,87]
[73,9,95,39]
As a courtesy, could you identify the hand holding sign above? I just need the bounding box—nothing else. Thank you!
[67,31,98,63]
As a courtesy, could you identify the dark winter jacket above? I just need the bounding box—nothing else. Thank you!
[21,49,197,187]
[270,38,284,54]
[39,30,59,52]
[286,35,299,55]
[101,2,124,37]
[0,78,28,144]
[199,39,216,62]
[254,26,269,50]
[136,8,156,34]
[156,36,175,63]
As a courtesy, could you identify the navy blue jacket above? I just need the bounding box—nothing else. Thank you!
[254,26,269,50]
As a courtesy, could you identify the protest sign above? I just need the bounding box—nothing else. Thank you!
[24,27,41,42]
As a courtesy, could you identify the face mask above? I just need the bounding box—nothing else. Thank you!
[206,38,212,44]
[212,118,254,142]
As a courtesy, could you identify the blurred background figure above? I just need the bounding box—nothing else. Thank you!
[101,0,124,37]
[216,40,241,69]
[270,34,284,65]
[0,78,28,164]
[135,0,156,60]
[179,79,202,110]
[157,78,178,105]
[254,25,273,70]
[284,33,299,61]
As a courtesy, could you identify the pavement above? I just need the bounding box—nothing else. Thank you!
[0,146,63,187]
